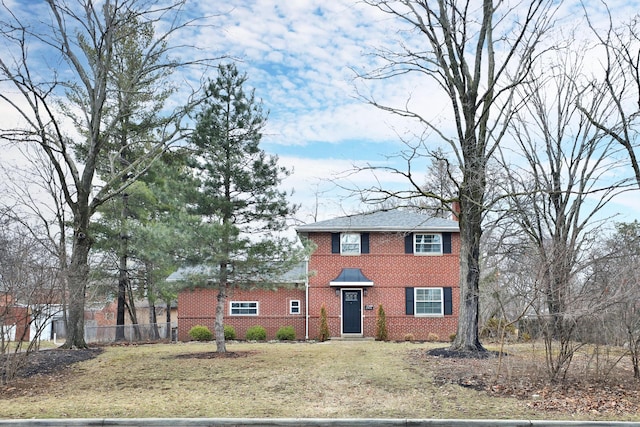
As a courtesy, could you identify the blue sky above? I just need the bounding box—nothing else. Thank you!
[187,0,640,225]
[1,0,639,226]
[184,0,422,223]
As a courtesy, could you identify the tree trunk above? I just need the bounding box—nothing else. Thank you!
[164,298,172,340]
[148,298,160,340]
[63,227,91,349]
[116,185,131,341]
[215,285,227,353]
[450,162,487,353]
[125,292,141,341]
[115,253,127,341]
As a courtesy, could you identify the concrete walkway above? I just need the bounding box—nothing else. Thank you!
[0,419,639,426]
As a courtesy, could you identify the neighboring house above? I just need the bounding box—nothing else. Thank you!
[0,293,29,342]
[1,291,64,343]
[177,209,460,341]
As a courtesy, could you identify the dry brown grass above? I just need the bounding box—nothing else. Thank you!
[0,340,638,421]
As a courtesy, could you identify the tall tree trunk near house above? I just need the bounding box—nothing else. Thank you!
[64,223,92,349]
[450,164,486,352]
[215,285,228,353]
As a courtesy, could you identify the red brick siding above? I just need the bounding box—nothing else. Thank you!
[176,230,460,342]
[178,287,306,341]
[306,232,459,341]
[1,305,30,341]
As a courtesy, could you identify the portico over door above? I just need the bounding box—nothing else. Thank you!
[341,289,362,335]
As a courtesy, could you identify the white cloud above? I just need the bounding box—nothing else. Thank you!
[2,0,640,228]
[278,154,425,223]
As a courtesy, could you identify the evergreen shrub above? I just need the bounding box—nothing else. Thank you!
[276,325,296,341]
[246,325,267,341]
[188,325,213,341]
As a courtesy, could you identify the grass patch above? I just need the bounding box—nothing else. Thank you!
[0,341,638,420]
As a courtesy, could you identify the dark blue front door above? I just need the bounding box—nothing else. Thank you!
[342,290,362,334]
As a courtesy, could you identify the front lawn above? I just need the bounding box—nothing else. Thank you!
[0,340,638,420]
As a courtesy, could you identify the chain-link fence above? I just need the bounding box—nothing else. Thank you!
[83,323,177,344]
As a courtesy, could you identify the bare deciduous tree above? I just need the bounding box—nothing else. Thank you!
[0,0,217,348]
[580,11,640,188]
[357,0,557,352]
[499,48,625,381]
[0,217,63,384]
[589,222,640,379]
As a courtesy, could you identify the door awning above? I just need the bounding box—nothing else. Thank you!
[329,268,374,287]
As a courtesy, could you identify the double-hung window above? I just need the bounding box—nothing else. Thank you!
[415,288,443,316]
[230,301,258,316]
[414,233,442,255]
[289,300,300,315]
[340,233,361,255]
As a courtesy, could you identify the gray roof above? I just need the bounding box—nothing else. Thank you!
[166,262,307,284]
[295,210,459,233]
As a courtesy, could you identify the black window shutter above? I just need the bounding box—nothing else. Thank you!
[443,287,453,315]
[361,233,370,254]
[405,287,414,315]
[331,233,340,254]
[443,232,452,254]
[404,233,414,254]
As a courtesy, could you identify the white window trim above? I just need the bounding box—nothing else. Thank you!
[414,233,443,255]
[289,300,301,315]
[414,287,444,317]
[340,233,361,255]
[230,301,259,316]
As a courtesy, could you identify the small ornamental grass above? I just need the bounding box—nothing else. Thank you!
[426,332,440,342]
[245,325,267,341]
[188,325,213,341]
[319,304,330,341]
[403,333,415,342]
[276,325,296,341]
[375,304,388,341]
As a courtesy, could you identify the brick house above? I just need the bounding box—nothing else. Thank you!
[177,209,460,341]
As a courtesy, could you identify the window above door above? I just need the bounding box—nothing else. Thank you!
[331,233,370,255]
[341,233,361,255]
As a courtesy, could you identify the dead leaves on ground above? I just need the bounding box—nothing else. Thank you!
[411,348,640,416]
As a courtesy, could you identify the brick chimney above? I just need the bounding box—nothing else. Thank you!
[451,201,460,222]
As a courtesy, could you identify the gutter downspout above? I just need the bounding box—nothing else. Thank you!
[305,256,309,340]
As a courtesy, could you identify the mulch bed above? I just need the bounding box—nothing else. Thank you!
[426,347,503,359]
[1,348,103,379]
[174,351,256,359]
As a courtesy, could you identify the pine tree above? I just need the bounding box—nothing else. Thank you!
[186,63,308,352]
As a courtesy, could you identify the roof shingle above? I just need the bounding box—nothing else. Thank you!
[295,210,459,233]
